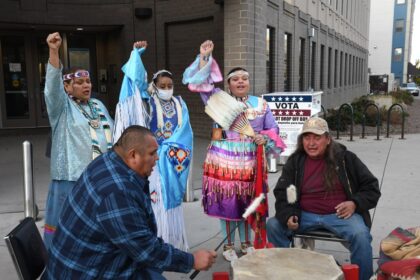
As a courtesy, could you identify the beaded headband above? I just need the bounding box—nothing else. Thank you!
[226,70,249,81]
[63,70,90,81]
[152,69,172,81]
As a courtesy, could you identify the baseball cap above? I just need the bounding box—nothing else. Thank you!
[301,117,329,135]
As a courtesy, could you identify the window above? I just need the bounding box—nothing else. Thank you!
[299,38,305,91]
[340,51,343,86]
[395,19,404,32]
[266,27,275,93]
[284,33,292,91]
[328,47,332,88]
[344,53,348,86]
[352,56,356,85]
[396,0,406,4]
[311,42,316,90]
[334,50,338,87]
[393,48,403,61]
[348,54,352,85]
[346,0,349,18]
[320,44,325,90]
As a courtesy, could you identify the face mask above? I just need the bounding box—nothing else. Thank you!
[157,88,173,101]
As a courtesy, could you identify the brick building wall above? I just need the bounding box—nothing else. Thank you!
[0,0,369,132]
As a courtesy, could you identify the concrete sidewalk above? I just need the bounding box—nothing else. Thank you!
[0,132,419,279]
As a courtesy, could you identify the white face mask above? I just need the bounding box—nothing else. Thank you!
[156,88,173,101]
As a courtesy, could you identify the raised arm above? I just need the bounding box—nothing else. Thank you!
[182,40,223,101]
[44,32,67,126]
[199,40,214,69]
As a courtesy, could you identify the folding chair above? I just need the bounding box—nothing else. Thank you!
[4,217,48,280]
[292,228,349,265]
[294,228,348,244]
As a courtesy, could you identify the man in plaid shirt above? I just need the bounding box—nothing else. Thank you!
[44,125,216,279]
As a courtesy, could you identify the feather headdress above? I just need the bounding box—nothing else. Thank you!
[205,90,255,137]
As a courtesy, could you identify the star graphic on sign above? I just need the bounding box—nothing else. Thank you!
[299,97,304,101]
[285,111,290,115]
[292,111,297,115]
[271,97,276,101]
[292,97,296,101]
[299,111,304,115]
[279,111,283,115]
[285,97,289,101]
[278,97,283,101]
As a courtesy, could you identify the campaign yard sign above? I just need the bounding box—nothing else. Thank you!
[263,91,322,156]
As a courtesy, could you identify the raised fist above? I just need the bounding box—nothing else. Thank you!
[200,40,214,57]
[133,41,147,49]
[46,32,62,50]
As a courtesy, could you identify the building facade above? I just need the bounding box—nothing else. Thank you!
[369,0,416,86]
[0,0,370,136]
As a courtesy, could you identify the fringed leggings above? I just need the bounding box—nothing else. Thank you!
[220,219,252,245]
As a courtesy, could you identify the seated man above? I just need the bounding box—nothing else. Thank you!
[44,125,216,279]
[267,117,381,280]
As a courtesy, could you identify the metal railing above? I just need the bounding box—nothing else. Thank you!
[336,103,354,141]
[361,103,381,140]
[386,104,405,139]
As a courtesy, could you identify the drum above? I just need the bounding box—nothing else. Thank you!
[231,248,344,280]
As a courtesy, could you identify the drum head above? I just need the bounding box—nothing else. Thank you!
[231,248,344,280]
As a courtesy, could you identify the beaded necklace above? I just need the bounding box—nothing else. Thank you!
[75,100,101,129]
[70,96,113,159]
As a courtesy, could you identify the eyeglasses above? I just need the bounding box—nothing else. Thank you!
[63,70,90,81]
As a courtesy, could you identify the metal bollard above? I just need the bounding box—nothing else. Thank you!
[267,154,278,173]
[184,157,195,202]
[22,141,36,219]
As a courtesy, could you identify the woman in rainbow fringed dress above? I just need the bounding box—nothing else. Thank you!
[183,40,286,261]
[113,41,192,251]
[43,32,114,249]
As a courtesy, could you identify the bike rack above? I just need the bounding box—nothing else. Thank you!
[320,105,326,119]
[336,103,354,141]
[386,103,405,139]
[361,103,381,140]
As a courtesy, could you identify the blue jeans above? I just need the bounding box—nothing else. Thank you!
[267,211,373,280]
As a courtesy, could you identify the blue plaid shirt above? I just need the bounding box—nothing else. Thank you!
[44,150,194,279]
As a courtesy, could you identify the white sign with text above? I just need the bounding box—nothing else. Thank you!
[263,91,322,156]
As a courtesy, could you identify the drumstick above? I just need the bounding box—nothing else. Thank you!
[189,194,265,280]
[287,184,297,223]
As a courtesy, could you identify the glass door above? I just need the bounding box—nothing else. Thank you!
[0,34,53,128]
[0,35,34,127]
